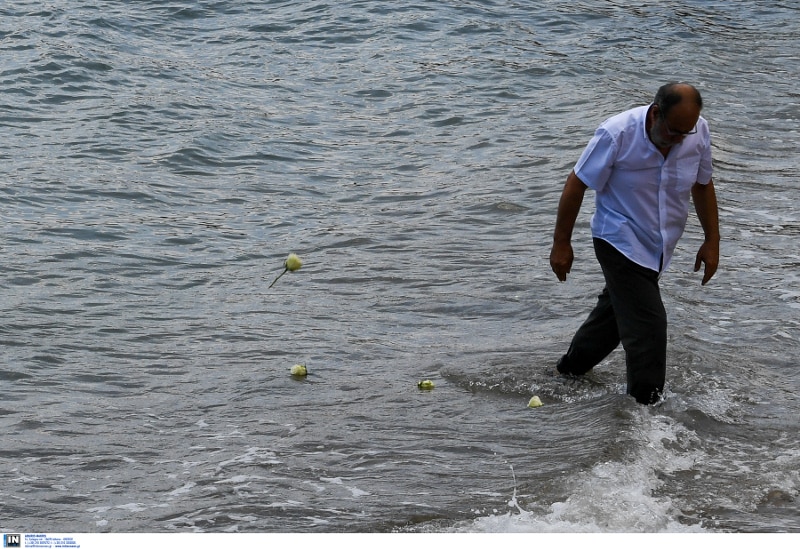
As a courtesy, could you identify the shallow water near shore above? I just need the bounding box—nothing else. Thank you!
[1,0,798,533]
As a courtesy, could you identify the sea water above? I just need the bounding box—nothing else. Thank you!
[1,0,798,533]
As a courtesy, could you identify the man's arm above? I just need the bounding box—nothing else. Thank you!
[550,170,588,282]
[691,179,720,285]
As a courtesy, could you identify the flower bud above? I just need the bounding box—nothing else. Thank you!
[285,253,303,272]
[527,395,543,408]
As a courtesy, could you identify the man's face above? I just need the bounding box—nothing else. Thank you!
[649,103,700,149]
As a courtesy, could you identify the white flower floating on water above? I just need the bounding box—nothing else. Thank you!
[527,395,543,408]
[269,253,303,288]
[290,364,307,377]
[285,253,302,272]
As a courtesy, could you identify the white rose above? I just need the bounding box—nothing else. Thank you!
[527,396,543,408]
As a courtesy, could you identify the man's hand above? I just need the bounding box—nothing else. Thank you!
[550,241,574,282]
[694,240,719,285]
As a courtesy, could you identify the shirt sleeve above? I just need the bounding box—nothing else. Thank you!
[696,121,713,185]
[573,127,617,192]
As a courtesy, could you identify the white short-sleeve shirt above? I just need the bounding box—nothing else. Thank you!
[574,105,713,273]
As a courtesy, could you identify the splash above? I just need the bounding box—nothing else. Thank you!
[457,410,709,533]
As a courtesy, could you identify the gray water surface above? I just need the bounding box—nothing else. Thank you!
[2,0,798,533]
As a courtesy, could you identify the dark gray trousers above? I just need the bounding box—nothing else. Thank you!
[557,238,667,404]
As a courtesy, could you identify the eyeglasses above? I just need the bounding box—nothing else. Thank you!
[659,109,697,137]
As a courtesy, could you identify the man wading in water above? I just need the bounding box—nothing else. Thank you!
[549,82,720,404]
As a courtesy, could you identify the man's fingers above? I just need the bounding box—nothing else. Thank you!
[695,244,719,285]
[701,262,718,285]
[550,261,567,282]
[550,243,574,283]
[550,259,570,282]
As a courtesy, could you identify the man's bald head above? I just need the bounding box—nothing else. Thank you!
[654,82,703,117]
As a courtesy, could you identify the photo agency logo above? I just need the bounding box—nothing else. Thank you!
[3,534,21,548]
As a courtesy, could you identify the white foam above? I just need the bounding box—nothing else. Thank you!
[460,409,708,533]
[320,476,371,498]
[168,482,196,497]
[115,502,148,513]
[215,447,282,473]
